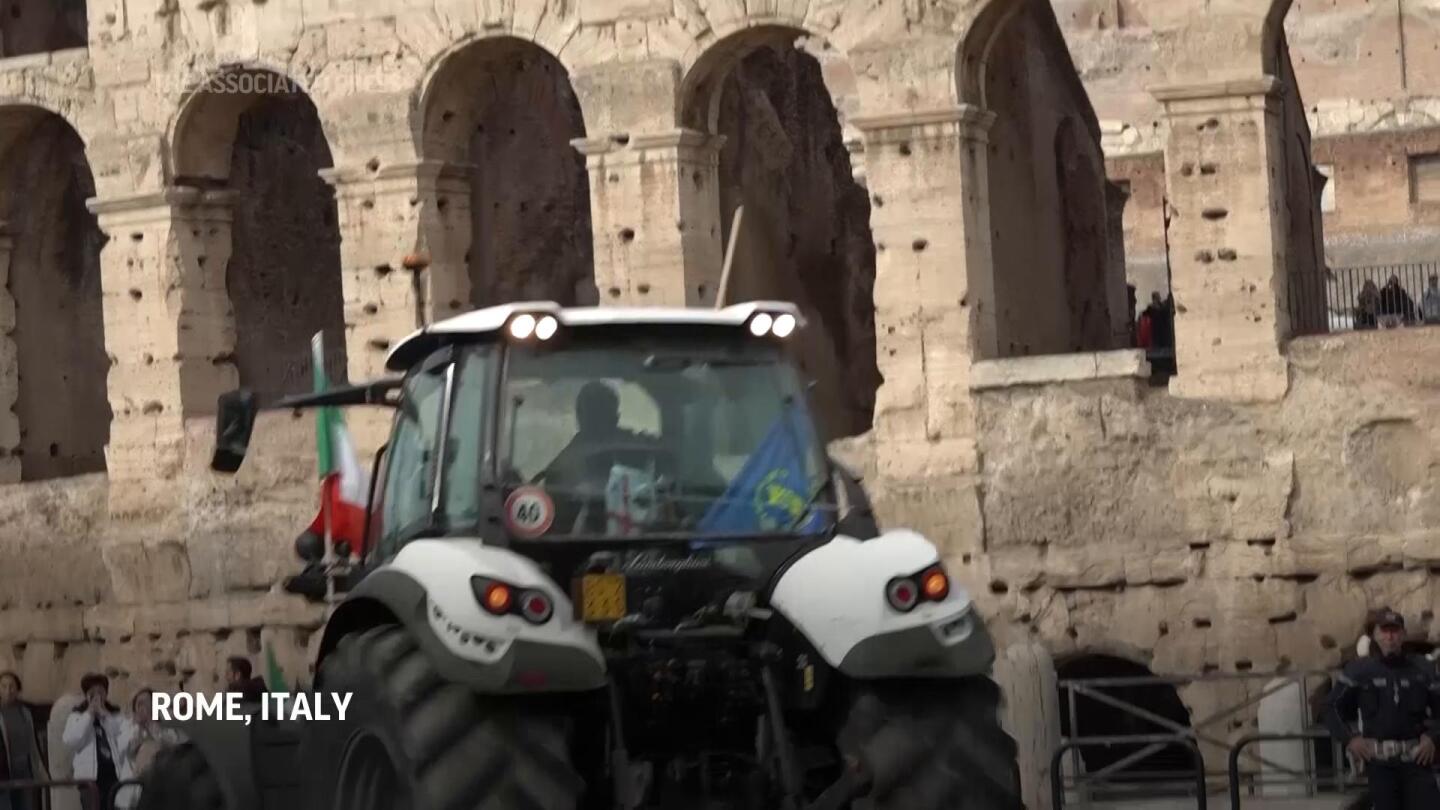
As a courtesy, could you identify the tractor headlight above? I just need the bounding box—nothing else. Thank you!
[508,314,536,340]
[506,312,561,343]
[747,309,800,339]
[772,313,797,337]
[749,312,773,336]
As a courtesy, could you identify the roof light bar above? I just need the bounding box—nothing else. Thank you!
[506,312,561,343]
[747,309,798,339]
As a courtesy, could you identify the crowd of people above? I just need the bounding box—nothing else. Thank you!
[0,657,265,810]
[1354,274,1440,329]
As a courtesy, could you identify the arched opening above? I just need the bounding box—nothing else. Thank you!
[0,0,85,57]
[1055,117,1113,350]
[1057,654,1194,786]
[683,29,878,441]
[421,38,594,309]
[971,2,1126,358]
[173,68,346,402]
[0,108,109,480]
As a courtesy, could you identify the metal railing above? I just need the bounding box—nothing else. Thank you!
[0,777,101,809]
[1052,735,1207,810]
[1226,730,1363,810]
[1056,669,1352,805]
[1289,261,1440,336]
[0,776,149,810]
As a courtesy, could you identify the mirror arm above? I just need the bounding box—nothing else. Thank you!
[268,378,404,411]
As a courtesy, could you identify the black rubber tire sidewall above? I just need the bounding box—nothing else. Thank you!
[836,676,1024,810]
[132,742,225,810]
[299,623,586,810]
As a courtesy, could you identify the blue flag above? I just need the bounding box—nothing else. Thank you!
[698,404,826,536]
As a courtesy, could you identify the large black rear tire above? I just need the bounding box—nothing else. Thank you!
[300,623,587,810]
[132,742,226,810]
[836,676,1023,810]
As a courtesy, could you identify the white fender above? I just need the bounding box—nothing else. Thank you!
[770,529,993,678]
[388,539,605,685]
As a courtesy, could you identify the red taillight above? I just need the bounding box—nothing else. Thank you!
[520,590,553,624]
[886,578,919,612]
[887,565,952,612]
[482,583,513,615]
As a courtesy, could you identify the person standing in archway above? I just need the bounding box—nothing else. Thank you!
[1323,609,1440,810]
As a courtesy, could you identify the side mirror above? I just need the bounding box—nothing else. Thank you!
[212,389,258,473]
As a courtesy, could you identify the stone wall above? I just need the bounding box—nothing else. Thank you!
[845,326,1439,762]
[1056,0,1440,282]
[0,7,1367,801]
[0,0,1127,708]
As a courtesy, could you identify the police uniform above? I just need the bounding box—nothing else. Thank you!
[1322,610,1440,810]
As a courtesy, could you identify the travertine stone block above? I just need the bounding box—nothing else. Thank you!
[573,129,725,307]
[854,106,995,468]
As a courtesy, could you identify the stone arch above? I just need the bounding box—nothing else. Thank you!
[0,106,109,481]
[1054,117,1114,350]
[170,66,347,401]
[1056,653,1195,779]
[957,0,1027,108]
[975,0,1125,358]
[1261,0,1296,78]
[680,27,879,440]
[417,36,594,308]
[0,0,86,58]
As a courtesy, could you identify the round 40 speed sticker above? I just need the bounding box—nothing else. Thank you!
[504,486,555,538]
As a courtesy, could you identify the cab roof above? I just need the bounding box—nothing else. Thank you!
[385,300,804,371]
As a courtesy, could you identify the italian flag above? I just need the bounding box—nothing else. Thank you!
[298,332,371,560]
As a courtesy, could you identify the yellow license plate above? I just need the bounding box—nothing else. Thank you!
[580,573,627,622]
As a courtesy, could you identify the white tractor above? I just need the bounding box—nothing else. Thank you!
[136,300,1022,810]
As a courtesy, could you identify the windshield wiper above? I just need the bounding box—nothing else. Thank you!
[642,354,771,369]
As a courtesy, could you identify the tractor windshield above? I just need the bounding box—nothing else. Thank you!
[494,334,834,541]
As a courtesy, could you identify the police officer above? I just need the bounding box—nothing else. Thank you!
[1323,608,1440,809]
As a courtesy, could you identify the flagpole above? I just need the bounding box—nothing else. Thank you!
[312,332,336,607]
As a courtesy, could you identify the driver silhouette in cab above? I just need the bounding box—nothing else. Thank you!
[539,381,652,531]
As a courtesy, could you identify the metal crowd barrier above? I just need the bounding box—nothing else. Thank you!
[0,778,101,808]
[1227,730,1363,810]
[1051,734,1207,810]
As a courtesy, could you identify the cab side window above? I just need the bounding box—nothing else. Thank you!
[377,363,449,556]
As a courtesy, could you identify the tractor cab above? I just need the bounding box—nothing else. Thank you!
[213,301,862,615]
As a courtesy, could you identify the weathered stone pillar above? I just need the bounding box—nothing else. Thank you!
[1154,78,1291,402]
[852,106,997,479]
[320,160,471,448]
[88,187,238,513]
[995,642,1062,810]
[1106,179,1133,346]
[0,229,18,483]
[572,130,725,306]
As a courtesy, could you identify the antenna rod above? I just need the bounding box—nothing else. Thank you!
[715,205,744,309]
